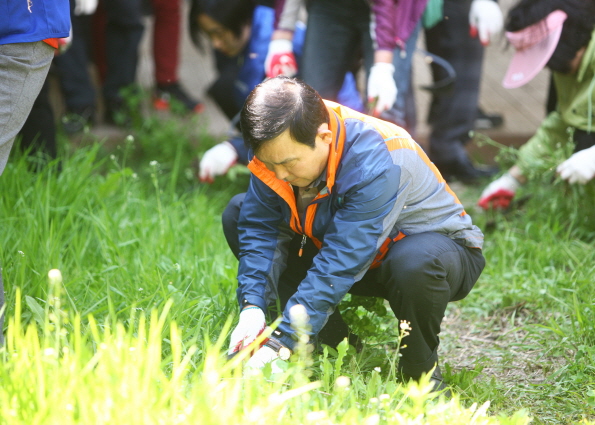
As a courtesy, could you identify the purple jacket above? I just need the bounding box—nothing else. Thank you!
[273,0,429,52]
[372,0,430,51]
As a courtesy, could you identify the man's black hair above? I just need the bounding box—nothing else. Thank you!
[240,76,330,153]
[188,0,256,48]
[506,0,595,73]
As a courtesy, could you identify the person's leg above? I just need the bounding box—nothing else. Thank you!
[221,193,245,259]
[53,10,96,115]
[0,41,55,175]
[301,0,370,101]
[369,232,485,379]
[18,78,58,162]
[381,22,421,135]
[151,0,202,112]
[152,0,180,86]
[425,0,491,182]
[208,50,243,120]
[102,0,144,110]
[0,40,54,344]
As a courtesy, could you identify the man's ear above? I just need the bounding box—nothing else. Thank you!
[317,123,332,145]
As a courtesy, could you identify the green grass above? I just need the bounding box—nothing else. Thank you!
[0,118,593,423]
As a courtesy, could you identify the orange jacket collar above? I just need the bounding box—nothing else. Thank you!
[247,101,346,204]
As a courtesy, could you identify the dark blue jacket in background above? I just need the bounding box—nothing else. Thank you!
[0,0,70,45]
[229,5,364,162]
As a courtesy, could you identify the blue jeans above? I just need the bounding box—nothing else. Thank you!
[380,22,421,137]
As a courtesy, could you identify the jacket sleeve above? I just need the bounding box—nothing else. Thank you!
[236,175,293,312]
[273,0,302,31]
[370,0,398,51]
[275,137,414,349]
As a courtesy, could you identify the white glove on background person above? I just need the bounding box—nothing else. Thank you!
[75,0,98,15]
[478,172,521,210]
[469,0,503,46]
[367,62,397,117]
[199,141,238,183]
[265,39,298,78]
[227,307,267,355]
[244,346,284,375]
[557,145,595,184]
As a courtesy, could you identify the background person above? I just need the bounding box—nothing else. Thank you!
[0,0,71,345]
[424,0,503,183]
[53,0,144,130]
[150,0,204,114]
[222,76,485,391]
[478,0,595,210]
[190,0,363,183]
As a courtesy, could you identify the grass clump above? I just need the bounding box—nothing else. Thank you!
[0,270,532,425]
[1,118,593,423]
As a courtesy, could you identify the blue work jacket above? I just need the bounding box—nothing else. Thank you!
[236,101,484,350]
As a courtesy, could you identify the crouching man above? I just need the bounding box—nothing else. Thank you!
[222,76,485,391]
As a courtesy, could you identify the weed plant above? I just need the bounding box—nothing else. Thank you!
[454,134,595,423]
[0,269,532,424]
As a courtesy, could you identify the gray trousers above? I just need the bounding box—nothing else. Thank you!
[0,41,55,175]
[0,40,54,344]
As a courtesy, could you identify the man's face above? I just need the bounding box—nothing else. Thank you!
[198,14,250,57]
[256,125,332,188]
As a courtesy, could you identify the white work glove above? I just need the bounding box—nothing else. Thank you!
[469,0,503,46]
[477,172,521,210]
[74,0,98,15]
[199,141,238,183]
[244,346,284,375]
[557,145,595,184]
[265,39,298,78]
[367,62,397,117]
[227,307,267,355]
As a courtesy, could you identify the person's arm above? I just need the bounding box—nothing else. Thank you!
[236,176,294,312]
[227,175,294,356]
[265,0,303,77]
[368,0,397,116]
[557,145,595,184]
[274,0,302,33]
[469,0,503,46]
[198,142,239,183]
[275,140,411,350]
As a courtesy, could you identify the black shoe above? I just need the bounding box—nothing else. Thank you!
[433,155,498,185]
[61,106,95,134]
[429,365,452,398]
[475,107,504,130]
[154,82,204,113]
[104,98,132,127]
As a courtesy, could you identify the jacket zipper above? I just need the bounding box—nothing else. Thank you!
[298,234,307,257]
[298,201,313,257]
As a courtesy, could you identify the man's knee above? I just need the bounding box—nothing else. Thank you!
[221,193,245,259]
[379,234,452,297]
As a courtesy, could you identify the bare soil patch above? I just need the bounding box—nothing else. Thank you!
[439,303,568,388]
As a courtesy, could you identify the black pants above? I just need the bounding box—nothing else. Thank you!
[53,0,144,108]
[301,0,373,101]
[222,193,485,378]
[425,0,484,164]
[18,78,57,161]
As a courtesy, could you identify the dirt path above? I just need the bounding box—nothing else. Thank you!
[439,304,567,389]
